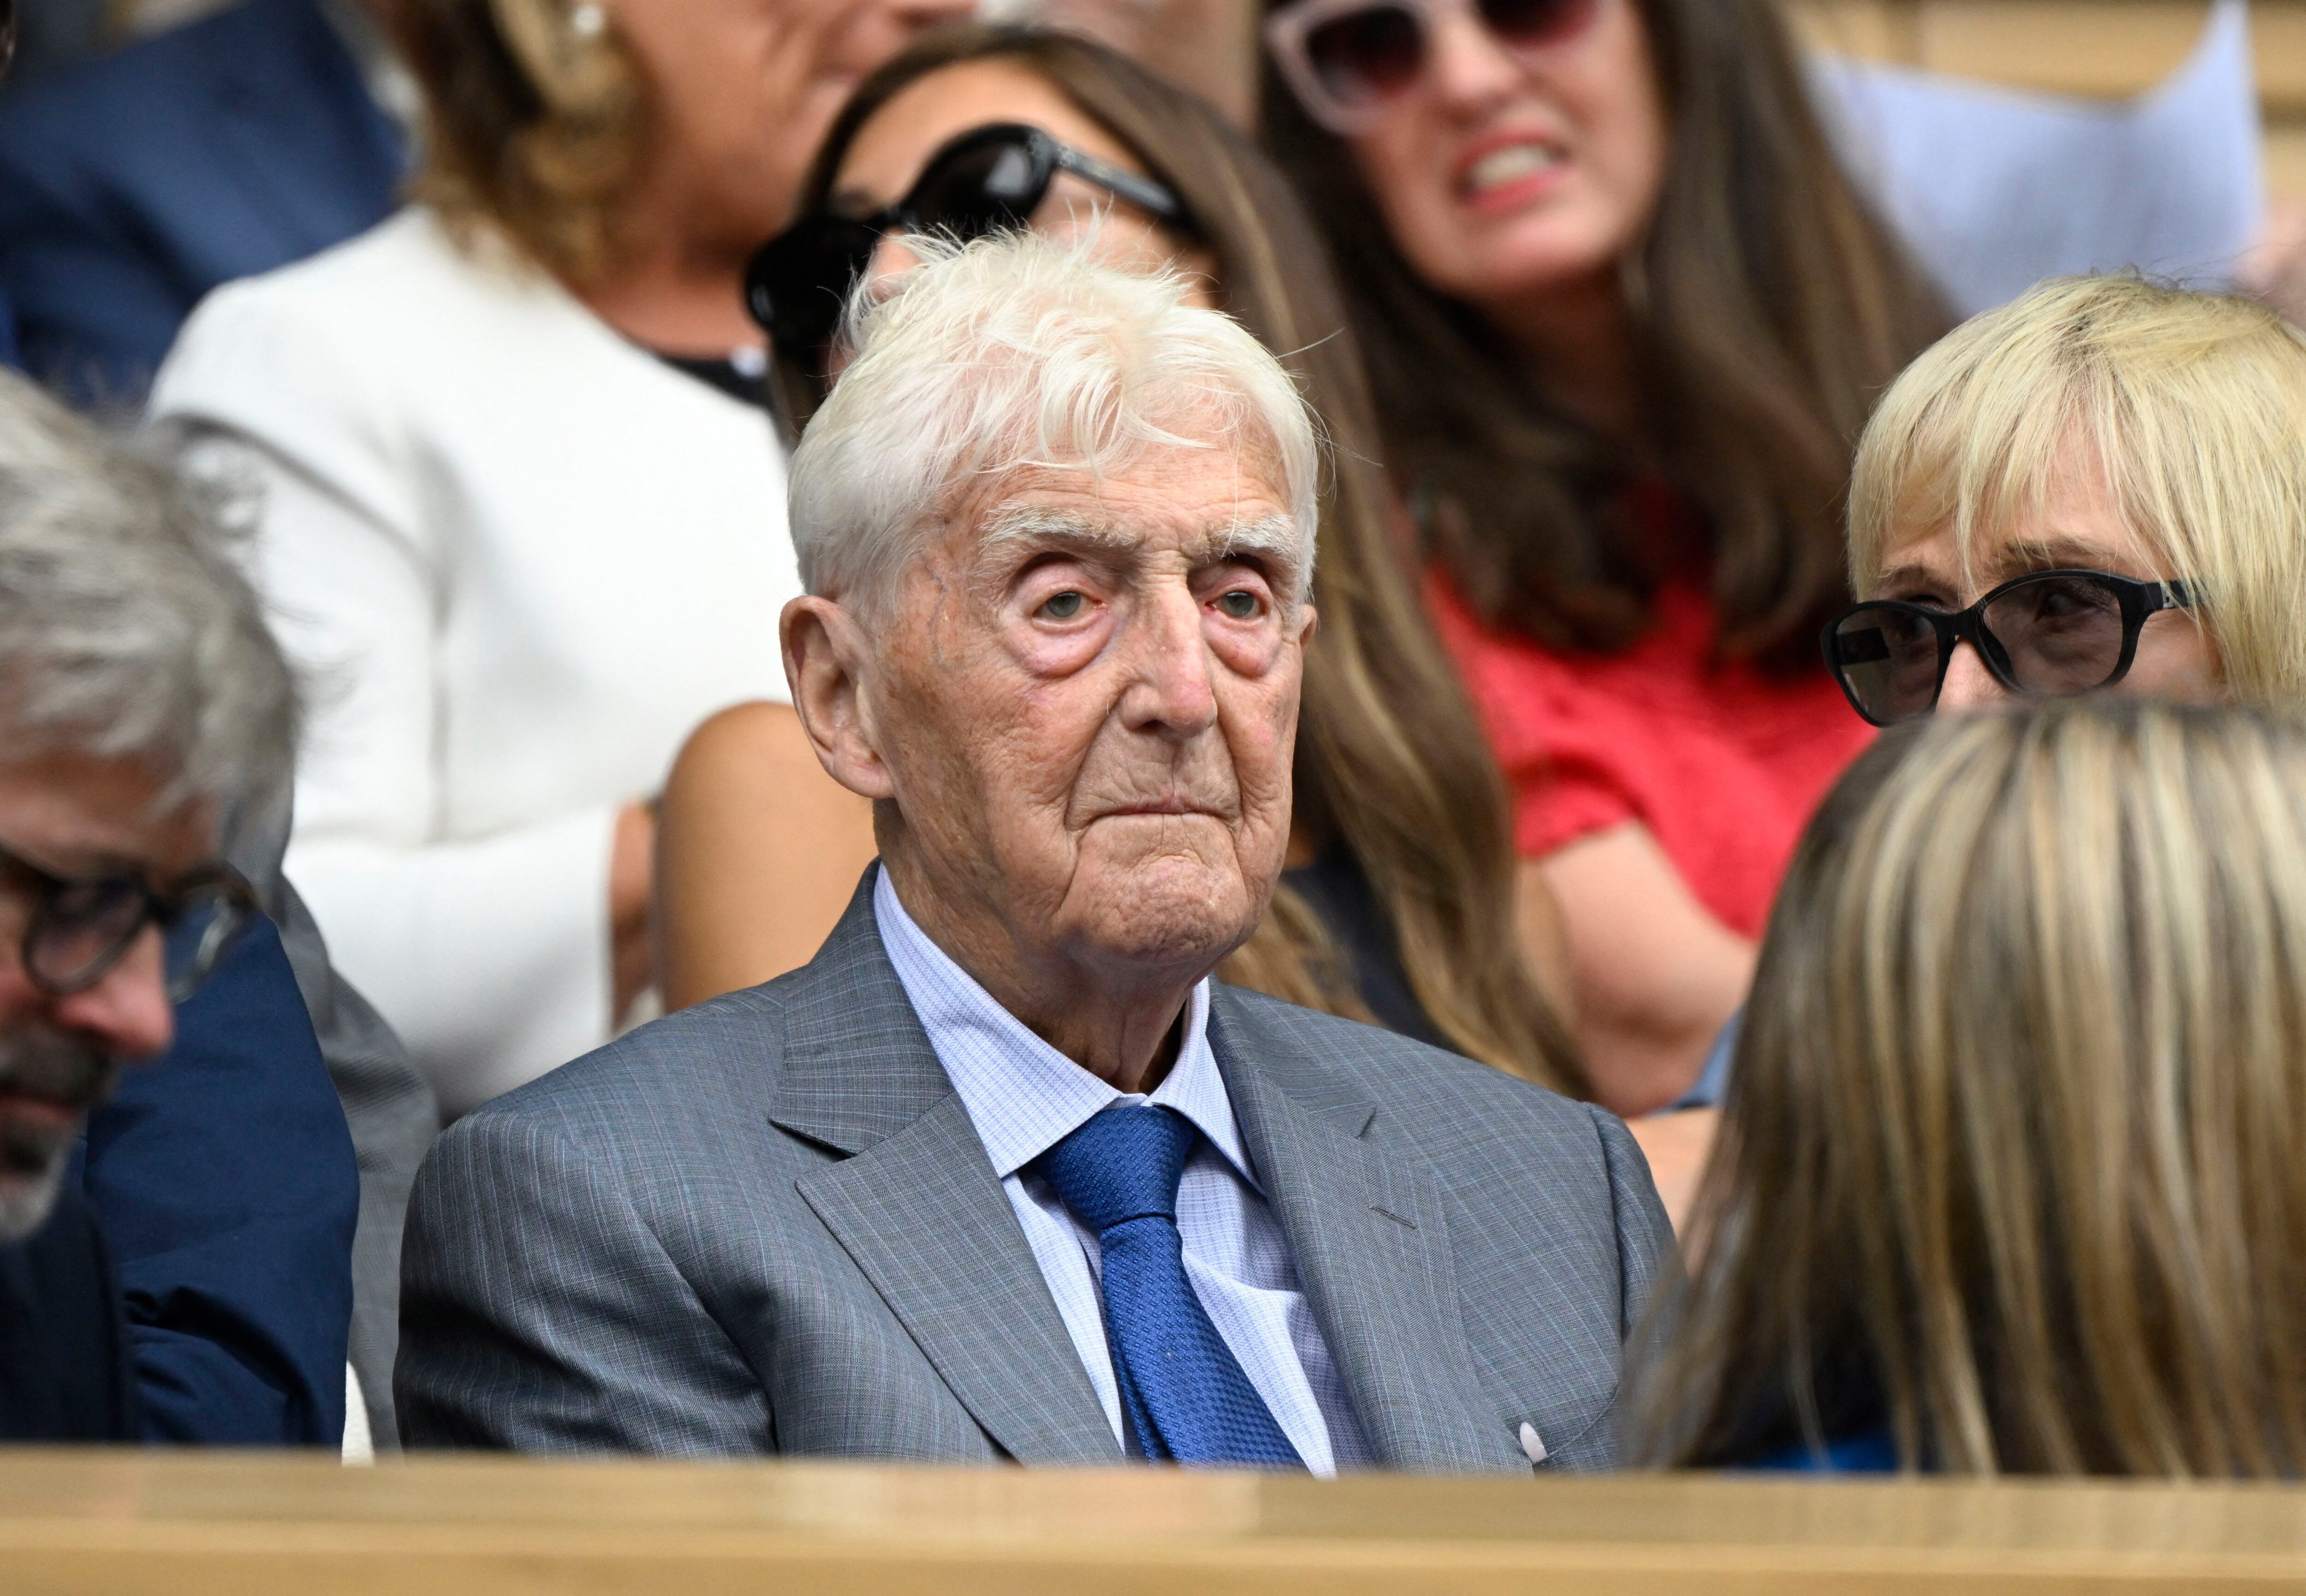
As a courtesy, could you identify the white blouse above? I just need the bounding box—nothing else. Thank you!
[153,208,800,1115]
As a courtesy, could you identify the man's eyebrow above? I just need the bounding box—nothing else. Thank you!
[1209,514,1300,566]
[977,508,1138,558]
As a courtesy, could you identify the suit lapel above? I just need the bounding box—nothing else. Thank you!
[771,872,1121,1465]
[1211,991,1526,1474]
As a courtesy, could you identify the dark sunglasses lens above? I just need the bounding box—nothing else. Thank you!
[1830,606,1947,724]
[28,878,149,993]
[1303,4,1426,107]
[1982,574,2129,696]
[907,135,1047,238]
[748,218,879,354]
[163,885,250,1002]
[1476,0,1596,45]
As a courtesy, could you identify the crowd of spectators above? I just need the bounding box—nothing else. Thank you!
[1,0,2304,1482]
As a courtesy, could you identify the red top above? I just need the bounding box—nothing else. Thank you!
[1429,547,1875,943]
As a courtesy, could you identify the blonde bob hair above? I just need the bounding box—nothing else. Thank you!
[1634,697,2306,1475]
[1848,275,2306,706]
[397,0,646,285]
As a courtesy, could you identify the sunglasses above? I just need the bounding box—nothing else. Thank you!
[0,838,258,1004]
[1265,0,1599,134]
[746,122,1193,368]
[1823,569,2199,728]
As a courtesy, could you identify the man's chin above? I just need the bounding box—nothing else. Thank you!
[1064,856,1262,973]
[0,1157,69,1245]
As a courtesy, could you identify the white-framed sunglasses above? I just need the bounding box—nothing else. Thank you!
[1265,0,1600,134]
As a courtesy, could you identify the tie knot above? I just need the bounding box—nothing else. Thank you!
[1034,1104,1197,1235]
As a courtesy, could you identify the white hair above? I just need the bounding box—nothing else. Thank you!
[0,371,294,815]
[787,231,1322,615]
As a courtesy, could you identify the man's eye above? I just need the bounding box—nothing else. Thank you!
[1038,591,1087,621]
[1215,590,1261,621]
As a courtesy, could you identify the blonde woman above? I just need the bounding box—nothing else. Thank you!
[1635,697,2306,1475]
[149,0,967,1114]
[1824,274,2306,724]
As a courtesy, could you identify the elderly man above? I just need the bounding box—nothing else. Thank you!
[399,234,1672,1471]
[0,369,341,1439]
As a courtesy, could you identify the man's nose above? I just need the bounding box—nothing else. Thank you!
[1938,641,2015,713]
[1119,584,1219,742]
[49,926,174,1064]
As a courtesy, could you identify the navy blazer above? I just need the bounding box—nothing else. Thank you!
[0,0,403,404]
[0,1186,139,1442]
[72,914,360,1445]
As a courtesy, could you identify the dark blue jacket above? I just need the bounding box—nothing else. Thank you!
[0,0,403,404]
[0,1185,139,1442]
[72,914,360,1445]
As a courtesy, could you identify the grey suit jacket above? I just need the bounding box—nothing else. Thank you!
[397,872,1675,1471]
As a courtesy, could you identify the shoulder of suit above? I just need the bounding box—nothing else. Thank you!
[446,979,800,1139]
[1210,981,1598,1128]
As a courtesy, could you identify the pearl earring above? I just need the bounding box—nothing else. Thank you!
[570,3,606,36]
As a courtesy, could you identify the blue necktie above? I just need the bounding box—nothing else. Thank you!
[1034,1104,1303,1468]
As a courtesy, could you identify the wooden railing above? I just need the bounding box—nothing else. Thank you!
[1783,0,2306,195]
[4,1449,2305,1593]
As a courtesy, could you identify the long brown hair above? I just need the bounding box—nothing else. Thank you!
[784,24,1582,1092]
[1634,699,2306,1475]
[397,0,647,286]
[1259,0,1950,669]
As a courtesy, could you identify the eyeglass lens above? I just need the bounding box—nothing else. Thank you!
[1301,0,1596,111]
[28,877,154,994]
[1980,573,2131,696]
[1829,607,1950,725]
[904,137,1046,235]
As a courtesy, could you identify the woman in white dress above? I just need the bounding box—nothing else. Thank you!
[152,0,965,1114]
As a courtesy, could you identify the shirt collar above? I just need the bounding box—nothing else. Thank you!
[872,869,1254,1187]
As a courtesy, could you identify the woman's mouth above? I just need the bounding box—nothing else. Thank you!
[1456,138,1569,214]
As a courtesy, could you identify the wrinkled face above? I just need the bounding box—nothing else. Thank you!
[832,58,1219,298]
[1870,456,2222,713]
[611,0,973,239]
[868,440,1310,990]
[1339,0,1667,312]
[0,749,202,1241]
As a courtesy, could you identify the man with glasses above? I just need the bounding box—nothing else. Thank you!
[0,369,357,1441]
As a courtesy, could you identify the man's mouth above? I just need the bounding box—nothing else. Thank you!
[0,1089,89,1135]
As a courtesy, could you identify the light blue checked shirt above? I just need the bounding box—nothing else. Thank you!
[874,871,1374,1474]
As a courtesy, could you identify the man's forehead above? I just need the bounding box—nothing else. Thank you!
[959,461,1292,552]
[0,751,214,877]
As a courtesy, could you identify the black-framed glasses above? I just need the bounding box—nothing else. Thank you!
[745,122,1195,367]
[0,839,259,1003]
[1823,569,2199,728]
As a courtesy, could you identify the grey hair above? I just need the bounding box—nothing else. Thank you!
[787,230,1322,616]
[0,372,295,818]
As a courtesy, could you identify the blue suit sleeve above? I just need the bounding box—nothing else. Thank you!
[74,914,359,1445]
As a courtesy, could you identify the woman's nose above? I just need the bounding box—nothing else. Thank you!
[1938,641,2015,713]
[1426,7,1527,110]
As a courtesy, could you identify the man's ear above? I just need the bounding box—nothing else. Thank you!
[780,595,896,801]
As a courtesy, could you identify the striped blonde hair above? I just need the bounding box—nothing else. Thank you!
[1636,697,2306,1474]
[1848,275,2306,706]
